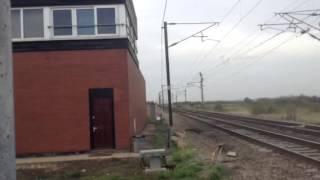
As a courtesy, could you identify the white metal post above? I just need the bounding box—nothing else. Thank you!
[0,0,16,179]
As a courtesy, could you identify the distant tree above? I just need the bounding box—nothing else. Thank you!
[214,104,224,112]
[244,97,253,103]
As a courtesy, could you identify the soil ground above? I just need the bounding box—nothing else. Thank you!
[165,109,320,180]
[17,158,157,180]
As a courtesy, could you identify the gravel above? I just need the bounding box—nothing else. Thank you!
[163,110,320,180]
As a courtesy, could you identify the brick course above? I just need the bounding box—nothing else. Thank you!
[13,49,146,155]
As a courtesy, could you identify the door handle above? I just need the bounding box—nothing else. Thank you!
[93,127,98,133]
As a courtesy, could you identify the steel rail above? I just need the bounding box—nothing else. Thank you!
[182,109,320,136]
[176,109,320,166]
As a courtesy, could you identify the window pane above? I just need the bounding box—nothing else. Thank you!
[11,10,21,39]
[97,8,116,34]
[23,9,44,38]
[77,9,95,35]
[53,10,72,36]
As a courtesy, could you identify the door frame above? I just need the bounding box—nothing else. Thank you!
[88,88,116,149]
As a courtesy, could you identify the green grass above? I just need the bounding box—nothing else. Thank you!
[208,165,231,180]
[152,120,169,148]
[159,147,204,180]
[171,148,195,163]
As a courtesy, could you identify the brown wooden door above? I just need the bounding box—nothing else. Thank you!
[90,89,115,149]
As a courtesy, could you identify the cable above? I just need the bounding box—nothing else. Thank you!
[181,0,313,92]
[192,0,313,78]
[162,0,168,23]
[200,31,262,75]
[187,0,264,81]
[206,34,301,84]
[169,23,219,47]
[231,31,284,59]
[203,31,284,78]
[160,0,168,88]
[184,0,243,82]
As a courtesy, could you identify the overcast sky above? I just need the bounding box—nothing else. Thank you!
[133,0,320,102]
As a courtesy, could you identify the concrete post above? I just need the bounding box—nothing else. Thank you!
[199,72,204,107]
[149,102,156,121]
[0,0,16,179]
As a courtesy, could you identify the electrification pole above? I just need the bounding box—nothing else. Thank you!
[161,85,165,111]
[200,72,204,107]
[162,21,219,148]
[184,89,187,103]
[176,93,178,104]
[0,0,16,179]
[164,21,173,148]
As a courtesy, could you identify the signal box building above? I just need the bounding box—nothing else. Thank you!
[11,0,147,156]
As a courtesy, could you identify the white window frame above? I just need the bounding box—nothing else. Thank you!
[11,8,47,41]
[51,8,74,38]
[75,7,96,37]
[22,8,45,40]
[11,8,23,41]
[11,7,45,41]
[94,5,119,37]
[51,5,118,39]
[11,5,126,42]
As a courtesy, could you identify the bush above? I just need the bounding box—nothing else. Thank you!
[171,149,194,163]
[62,171,82,179]
[244,97,253,104]
[208,165,230,180]
[159,160,203,180]
[251,104,265,115]
[159,147,204,180]
[153,120,169,148]
[214,104,224,112]
[251,103,277,115]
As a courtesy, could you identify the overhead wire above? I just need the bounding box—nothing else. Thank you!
[206,34,302,84]
[176,0,313,92]
[175,0,243,88]
[187,0,264,81]
[203,31,284,78]
[196,0,313,80]
[182,0,243,84]
[204,0,315,83]
[189,0,242,69]
[160,0,168,86]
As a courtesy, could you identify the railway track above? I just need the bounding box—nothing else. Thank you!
[175,108,320,166]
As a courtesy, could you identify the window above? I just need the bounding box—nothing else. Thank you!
[77,9,95,35]
[23,9,44,38]
[11,10,21,39]
[53,9,72,36]
[11,6,119,41]
[97,8,116,34]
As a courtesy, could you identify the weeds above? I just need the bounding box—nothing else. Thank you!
[159,147,204,180]
[62,170,82,179]
[208,165,230,180]
[171,148,194,163]
[153,120,169,148]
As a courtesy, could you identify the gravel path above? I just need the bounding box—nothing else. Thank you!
[161,109,320,180]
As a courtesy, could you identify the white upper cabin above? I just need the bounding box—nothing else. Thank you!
[11,4,137,52]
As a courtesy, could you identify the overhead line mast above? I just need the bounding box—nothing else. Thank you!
[0,0,16,179]
[259,9,320,41]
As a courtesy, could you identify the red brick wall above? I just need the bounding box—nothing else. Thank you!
[13,49,145,155]
[127,52,147,138]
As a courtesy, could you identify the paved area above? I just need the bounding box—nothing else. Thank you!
[16,152,139,166]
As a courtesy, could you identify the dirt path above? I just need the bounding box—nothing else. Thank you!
[165,111,320,180]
